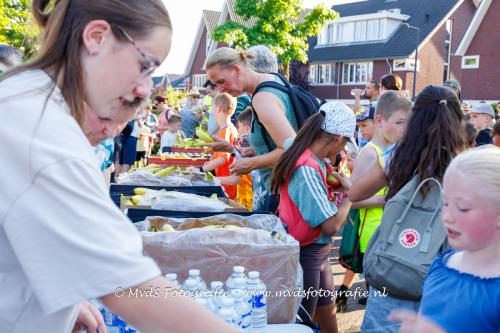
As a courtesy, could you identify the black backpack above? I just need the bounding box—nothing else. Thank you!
[251,73,325,150]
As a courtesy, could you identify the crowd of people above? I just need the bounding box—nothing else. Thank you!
[0,1,499,333]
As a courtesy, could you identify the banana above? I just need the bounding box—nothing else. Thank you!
[153,166,176,177]
[130,195,143,205]
[134,187,149,195]
[196,127,215,143]
[205,172,215,181]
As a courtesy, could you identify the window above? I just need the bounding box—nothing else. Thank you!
[342,62,373,84]
[461,55,479,69]
[309,64,336,85]
[393,58,420,71]
[355,21,367,41]
[192,74,207,88]
[317,19,386,45]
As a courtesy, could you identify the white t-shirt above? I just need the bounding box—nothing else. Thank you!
[136,126,151,152]
[0,70,160,332]
[160,130,178,149]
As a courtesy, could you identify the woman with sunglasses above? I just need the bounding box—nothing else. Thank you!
[0,1,241,332]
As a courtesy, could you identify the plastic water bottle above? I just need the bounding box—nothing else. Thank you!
[226,266,247,290]
[165,273,180,288]
[210,281,225,308]
[218,308,237,327]
[220,297,241,326]
[247,271,267,332]
[232,277,251,304]
[231,289,252,331]
[188,269,207,290]
[182,278,199,298]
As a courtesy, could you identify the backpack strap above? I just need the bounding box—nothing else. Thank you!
[387,178,443,253]
[250,74,289,152]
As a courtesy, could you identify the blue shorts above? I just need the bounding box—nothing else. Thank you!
[361,287,420,333]
[119,136,137,165]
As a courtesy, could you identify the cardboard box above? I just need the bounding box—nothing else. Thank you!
[141,214,302,324]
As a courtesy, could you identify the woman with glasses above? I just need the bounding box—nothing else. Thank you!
[0,1,241,332]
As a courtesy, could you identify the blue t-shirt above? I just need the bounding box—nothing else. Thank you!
[288,157,337,244]
[420,248,500,333]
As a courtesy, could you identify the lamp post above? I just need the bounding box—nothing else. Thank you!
[404,23,420,99]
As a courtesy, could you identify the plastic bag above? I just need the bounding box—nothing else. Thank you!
[150,191,230,212]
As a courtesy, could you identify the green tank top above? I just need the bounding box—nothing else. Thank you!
[248,76,298,190]
[358,142,387,253]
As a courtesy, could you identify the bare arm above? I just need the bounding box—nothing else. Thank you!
[230,92,296,175]
[349,164,387,202]
[202,157,226,172]
[320,198,352,235]
[349,146,378,184]
[351,195,385,208]
[101,276,241,333]
[217,175,241,186]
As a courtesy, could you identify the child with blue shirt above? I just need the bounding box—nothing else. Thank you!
[391,147,500,333]
[271,101,356,333]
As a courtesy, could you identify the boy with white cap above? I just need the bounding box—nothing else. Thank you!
[470,101,494,146]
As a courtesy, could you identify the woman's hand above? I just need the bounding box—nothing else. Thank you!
[229,158,255,176]
[72,301,107,333]
[389,310,446,333]
[206,137,233,153]
[239,146,256,158]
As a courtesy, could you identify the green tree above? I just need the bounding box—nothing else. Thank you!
[211,0,337,77]
[0,0,39,59]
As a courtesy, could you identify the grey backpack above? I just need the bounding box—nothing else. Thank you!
[363,177,447,301]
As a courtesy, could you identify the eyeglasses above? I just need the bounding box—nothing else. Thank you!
[116,25,160,77]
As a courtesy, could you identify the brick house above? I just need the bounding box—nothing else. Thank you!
[304,0,485,103]
[452,0,499,102]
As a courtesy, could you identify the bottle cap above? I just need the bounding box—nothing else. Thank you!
[233,266,245,273]
[248,271,260,279]
[189,269,200,277]
[165,273,177,281]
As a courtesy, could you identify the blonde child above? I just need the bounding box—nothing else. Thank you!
[135,118,151,167]
[160,115,182,152]
[391,147,500,333]
[201,93,238,199]
[218,107,254,210]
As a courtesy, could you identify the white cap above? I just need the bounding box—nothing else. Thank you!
[319,101,357,146]
[165,273,177,281]
[248,271,260,279]
[211,281,224,289]
[188,269,200,277]
[470,101,495,118]
[221,297,235,307]
[233,266,245,273]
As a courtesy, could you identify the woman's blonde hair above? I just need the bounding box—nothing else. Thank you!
[1,0,172,126]
[446,146,500,197]
[204,47,256,70]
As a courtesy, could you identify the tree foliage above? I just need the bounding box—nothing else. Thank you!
[0,0,39,58]
[212,0,337,77]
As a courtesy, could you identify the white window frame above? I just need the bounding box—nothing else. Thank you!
[461,55,480,69]
[309,63,336,85]
[192,74,207,88]
[342,62,373,85]
[393,59,420,71]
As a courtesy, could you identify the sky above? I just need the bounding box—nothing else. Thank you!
[157,0,363,76]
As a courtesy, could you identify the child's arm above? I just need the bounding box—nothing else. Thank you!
[217,175,241,186]
[349,146,379,184]
[351,195,385,208]
[349,163,387,202]
[202,157,226,172]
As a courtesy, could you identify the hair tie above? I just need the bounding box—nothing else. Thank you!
[439,100,447,105]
